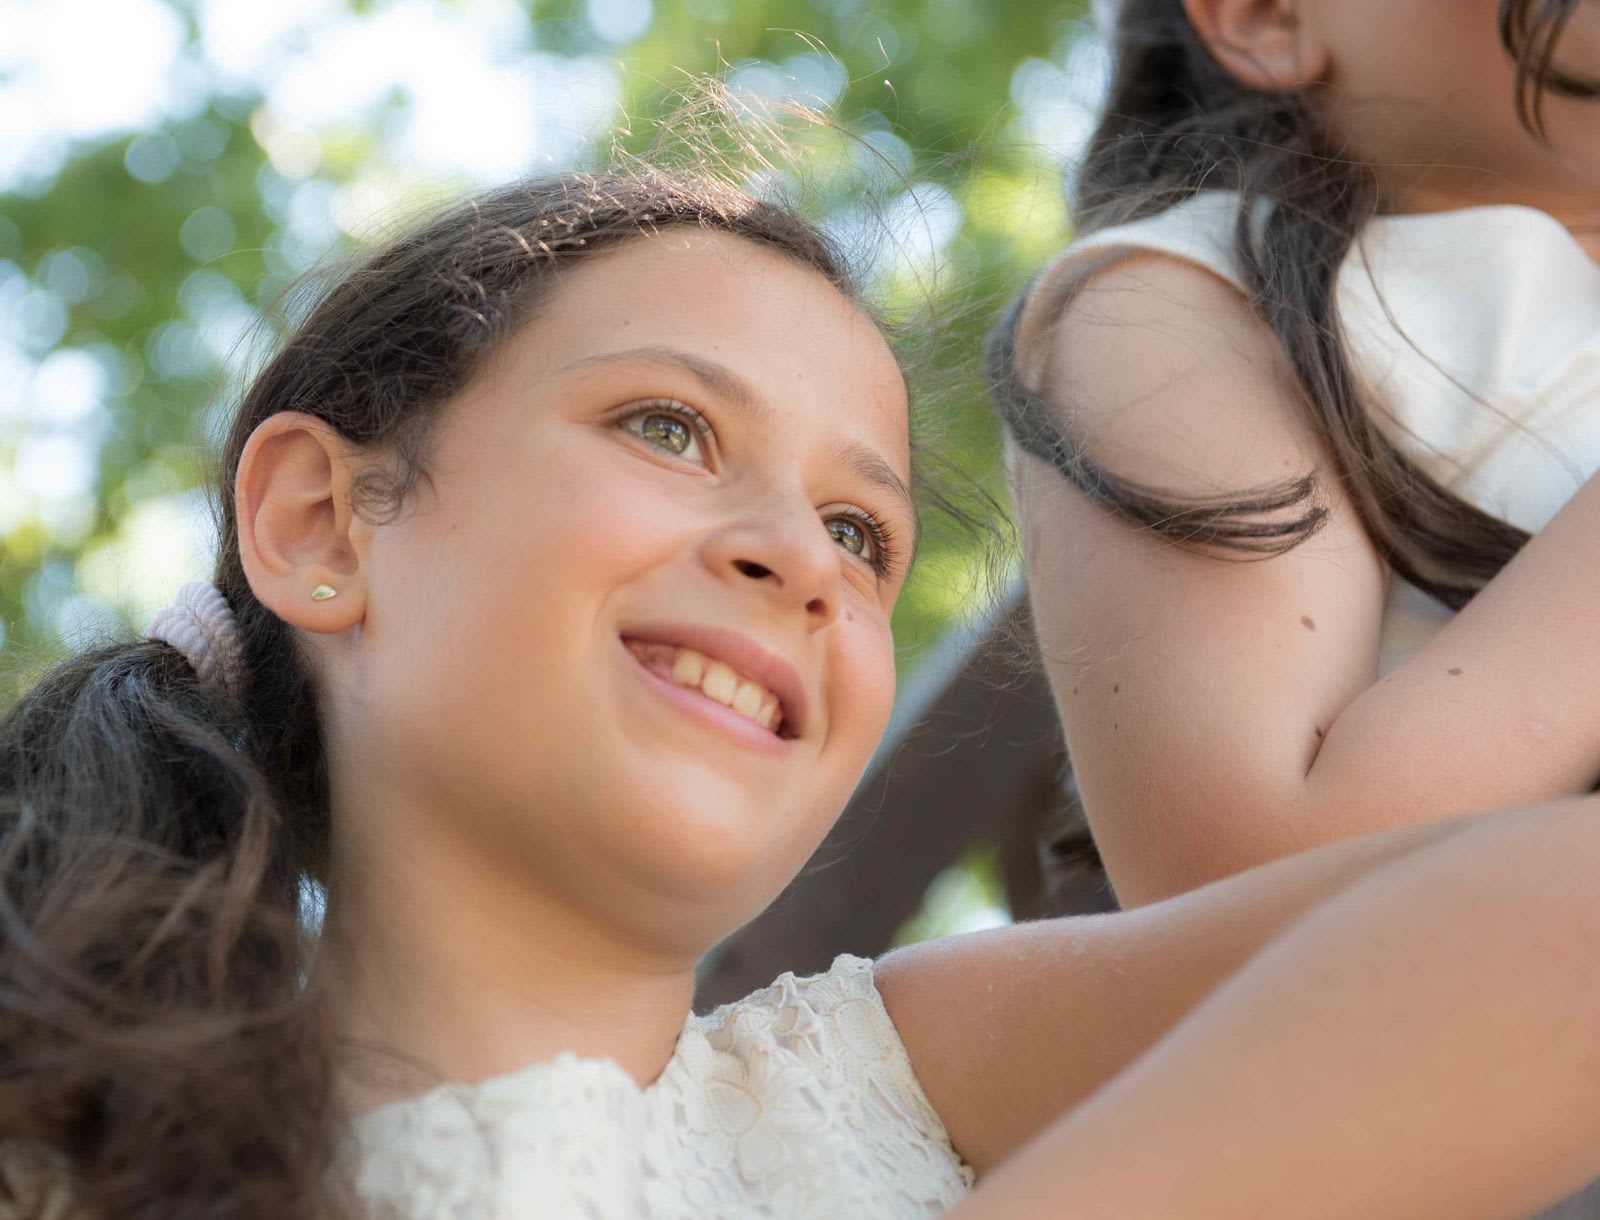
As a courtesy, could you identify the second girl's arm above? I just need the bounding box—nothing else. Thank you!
[926,794,1600,1218]
[1011,254,1600,905]
[877,808,1463,1175]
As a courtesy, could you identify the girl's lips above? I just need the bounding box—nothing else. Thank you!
[621,638,793,757]
[618,622,809,738]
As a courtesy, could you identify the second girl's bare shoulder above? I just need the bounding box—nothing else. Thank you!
[1013,249,1326,489]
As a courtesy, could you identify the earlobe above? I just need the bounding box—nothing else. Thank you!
[235,411,366,633]
[1181,0,1330,92]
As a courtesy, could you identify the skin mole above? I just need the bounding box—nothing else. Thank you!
[1300,615,1316,631]
[1448,667,1464,676]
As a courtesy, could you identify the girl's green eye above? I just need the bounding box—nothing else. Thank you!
[618,400,710,465]
[641,413,692,455]
[828,518,867,556]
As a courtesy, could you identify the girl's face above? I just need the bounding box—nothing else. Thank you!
[1308,0,1600,216]
[336,230,912,956]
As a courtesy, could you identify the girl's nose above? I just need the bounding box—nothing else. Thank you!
[700,514,839,630]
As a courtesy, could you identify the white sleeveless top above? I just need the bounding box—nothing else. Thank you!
[340,955,975,1219]
[1040,192,1600,674]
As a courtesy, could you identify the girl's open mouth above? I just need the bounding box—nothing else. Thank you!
[622,637,795,744]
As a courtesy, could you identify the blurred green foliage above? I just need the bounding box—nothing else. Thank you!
[0,0,1089,704]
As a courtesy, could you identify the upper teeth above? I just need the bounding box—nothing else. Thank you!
[646,644,783,734]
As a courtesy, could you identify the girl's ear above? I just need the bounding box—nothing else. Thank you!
[1181,0,1330,92]
[235,411,368,634]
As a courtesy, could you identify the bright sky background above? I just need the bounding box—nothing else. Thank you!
[0,0,1107,655]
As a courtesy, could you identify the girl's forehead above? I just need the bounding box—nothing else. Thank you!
[513,229,912,466]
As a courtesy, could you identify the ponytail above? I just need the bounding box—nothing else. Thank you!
[0,609,351,1217]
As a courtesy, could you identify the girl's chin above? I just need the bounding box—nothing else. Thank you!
[592,778,835,906]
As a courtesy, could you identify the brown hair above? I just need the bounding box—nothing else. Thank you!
[990,0,1598,611]
[0,168,879,1218]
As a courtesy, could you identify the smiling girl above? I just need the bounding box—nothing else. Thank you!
[8,167,1600,1220]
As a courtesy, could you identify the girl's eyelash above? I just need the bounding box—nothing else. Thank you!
[832,505,901,580]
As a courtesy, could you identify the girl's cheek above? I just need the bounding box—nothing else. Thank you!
[505,473,679,578]
[836,608,897,738]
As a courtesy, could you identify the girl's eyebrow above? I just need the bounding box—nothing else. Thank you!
[558,344,769,420]
[830,440,920,555]
[558,343,919,546]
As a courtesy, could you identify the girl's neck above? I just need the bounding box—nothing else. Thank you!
[312,811,698,1121]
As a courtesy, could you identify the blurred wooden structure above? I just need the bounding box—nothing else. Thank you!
[697,582,1114,1010]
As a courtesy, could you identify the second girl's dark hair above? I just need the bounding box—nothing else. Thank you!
[0,168,877,1219]
[990,0,1598,611]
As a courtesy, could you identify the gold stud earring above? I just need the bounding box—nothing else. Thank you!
[311,585,338,602]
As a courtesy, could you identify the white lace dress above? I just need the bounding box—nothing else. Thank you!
[341,954,975,1219]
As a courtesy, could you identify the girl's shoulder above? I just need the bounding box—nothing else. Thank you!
[1010,193,1600,520]
[1017,191,1249,351]
[1007,191,1261,410]
[1006,197,1318,497]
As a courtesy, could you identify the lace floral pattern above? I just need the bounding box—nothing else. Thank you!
[345,955,974,1218]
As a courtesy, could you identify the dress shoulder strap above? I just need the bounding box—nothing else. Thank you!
[1068,190,1248,290]
[1008,191,1249,389]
